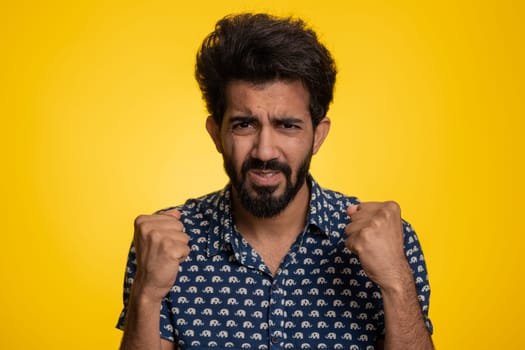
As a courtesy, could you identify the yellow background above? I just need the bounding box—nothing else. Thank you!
[4,0,524,349]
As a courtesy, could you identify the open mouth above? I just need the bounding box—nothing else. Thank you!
[248,169,282,186]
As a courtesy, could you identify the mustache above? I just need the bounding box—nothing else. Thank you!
[241,158,292,177]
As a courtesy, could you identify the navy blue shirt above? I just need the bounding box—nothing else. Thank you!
[117,176,432,349]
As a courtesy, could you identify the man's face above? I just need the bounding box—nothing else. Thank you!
[207,79,330,218]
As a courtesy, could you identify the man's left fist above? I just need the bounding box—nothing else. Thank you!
[345,201,413,292]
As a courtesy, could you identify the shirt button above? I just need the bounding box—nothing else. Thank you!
[270,335,279,344]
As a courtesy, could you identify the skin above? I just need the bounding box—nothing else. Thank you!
[119,209,187,350]
[345,203,434,349]
[206,79,330,274]
[120,79,433,350]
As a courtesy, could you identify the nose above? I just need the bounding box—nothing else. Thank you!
[251,126,280,161]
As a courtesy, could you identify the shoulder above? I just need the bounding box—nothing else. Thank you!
[310,177,360,212]
[157,186,230,240]
[158,187,227,218]
[307,177,360,234]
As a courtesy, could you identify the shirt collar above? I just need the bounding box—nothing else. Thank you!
[306,175,334,238]
[206,175,334,258]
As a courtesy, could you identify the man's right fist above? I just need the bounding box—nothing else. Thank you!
[132,209,190,302]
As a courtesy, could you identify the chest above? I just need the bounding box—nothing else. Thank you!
[169,241,383,349]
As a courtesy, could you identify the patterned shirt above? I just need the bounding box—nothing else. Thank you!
[117,176,432,349]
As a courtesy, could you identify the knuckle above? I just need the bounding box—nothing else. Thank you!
[135,215,161,235]
[147,229,163,243]
[349,241,362,254]
[360,226,374,240]
[135,225,153,240]
[134,214,149,228]
[384,200,400,213]
[376,207,390,221]
[174,220,185,232]
[159,237,175,254]
[171,242,190,259]
[179,233,190,243]
[361,216,384,232]
[378,202,396,218]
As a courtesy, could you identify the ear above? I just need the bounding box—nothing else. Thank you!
[206,116,223,153]
[312,117,331,155]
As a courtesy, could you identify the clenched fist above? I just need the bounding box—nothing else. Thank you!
[132,209,190,302]
[345,201,413,292]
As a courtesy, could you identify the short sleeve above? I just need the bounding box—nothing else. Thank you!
[403,221,433,334]
[115,243,177,342]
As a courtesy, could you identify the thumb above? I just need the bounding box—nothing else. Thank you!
[159,208,182,219]
[346,204,359,216]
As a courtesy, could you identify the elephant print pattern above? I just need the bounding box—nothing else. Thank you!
[117,176,433,349]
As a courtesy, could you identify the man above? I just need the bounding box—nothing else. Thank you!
[117,13,433,350]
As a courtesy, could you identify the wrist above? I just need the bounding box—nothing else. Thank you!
[130,278,167,306]
[378,262,415,295]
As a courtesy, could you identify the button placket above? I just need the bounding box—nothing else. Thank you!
[268,278,286,348]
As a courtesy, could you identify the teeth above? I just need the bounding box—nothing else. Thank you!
[255,171,276,177]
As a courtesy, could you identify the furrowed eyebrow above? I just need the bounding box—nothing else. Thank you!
[274,117,305,125]
[228,116,257,124]
[227,115,305,126]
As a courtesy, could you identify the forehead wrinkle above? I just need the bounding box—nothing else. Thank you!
[224,80,311,123]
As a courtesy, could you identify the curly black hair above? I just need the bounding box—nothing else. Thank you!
[195,13,337,128]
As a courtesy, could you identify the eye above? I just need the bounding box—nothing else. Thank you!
[277,119,303,131]
[231,118,258,135]
[282,122,300,129]
[233,121,253,129]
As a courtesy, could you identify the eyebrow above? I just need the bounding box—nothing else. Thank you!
[228,115,305,124]
[274,117,305,125]
[228,115,257,124]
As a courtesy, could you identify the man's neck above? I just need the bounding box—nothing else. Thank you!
[231,182,311,244]
[231,182,311,276]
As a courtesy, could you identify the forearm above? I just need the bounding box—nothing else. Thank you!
[120,286,164,350]
[381,268,433,350]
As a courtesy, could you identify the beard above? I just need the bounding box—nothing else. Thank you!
[223,150,312,218]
